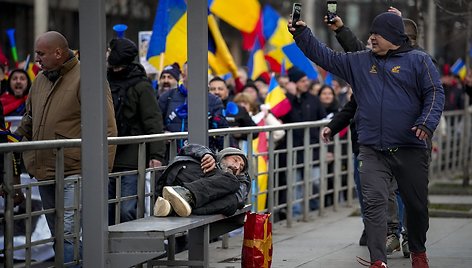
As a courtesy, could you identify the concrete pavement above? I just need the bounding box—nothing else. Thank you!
[199,205,472,268]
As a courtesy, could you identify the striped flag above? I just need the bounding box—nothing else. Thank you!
[282,43,318,80]
[265,75,291,118]
[208,13,238,77]
[146,0,188,70]
[247,39,269,80]
[451,58,467,80]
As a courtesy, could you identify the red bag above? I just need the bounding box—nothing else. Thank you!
[241,212,272,268]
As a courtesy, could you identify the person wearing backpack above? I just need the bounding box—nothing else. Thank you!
[107,37,166,225]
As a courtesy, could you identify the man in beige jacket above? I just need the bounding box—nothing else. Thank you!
[15,31,117,266]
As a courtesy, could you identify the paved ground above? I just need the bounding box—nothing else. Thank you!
[199,198,472,268]
[6,195,472,267]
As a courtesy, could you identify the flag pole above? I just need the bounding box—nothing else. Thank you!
[159,52,165,72]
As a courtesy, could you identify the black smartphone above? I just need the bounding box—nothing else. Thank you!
[292,3,302,26]
[327,0,337,24]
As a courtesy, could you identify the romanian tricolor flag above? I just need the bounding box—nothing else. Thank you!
[251,118,269,211]
[248,40,269,80]
[451,58,467,80]
[147,0,188,70]
[324,71,333,86]
[209,0,261,33]
[208,13,238,77]
[265,75,291,118]
[265,48,293,74]
[27,62,40,81]
[0,122,21,143]
[262,5,294,48]
[282,43,318,80]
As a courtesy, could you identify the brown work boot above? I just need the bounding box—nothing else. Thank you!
[411,251,429,268]
[163,186,194,217]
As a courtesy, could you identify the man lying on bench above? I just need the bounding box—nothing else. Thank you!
[154,144,251,217]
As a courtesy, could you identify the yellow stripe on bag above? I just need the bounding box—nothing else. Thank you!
[243,214,272,267]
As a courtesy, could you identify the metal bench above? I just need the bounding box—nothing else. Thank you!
[108,204,251,268]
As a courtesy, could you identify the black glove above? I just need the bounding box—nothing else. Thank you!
[289,24,307,38]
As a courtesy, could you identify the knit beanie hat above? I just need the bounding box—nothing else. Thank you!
[7,68,32,96]
[216,147,248,173]
[287,66,306,83]
[160,62,181,81]
[107,38,138,66]
[369,12,407,46]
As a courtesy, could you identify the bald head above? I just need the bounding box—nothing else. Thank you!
[35,31,71,71]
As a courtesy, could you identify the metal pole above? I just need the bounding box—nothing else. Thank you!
[462,1,472,187]
[303,0,315,32]
[4,152,14,268]
[79,0,109,266]
[137,143,146,218]
[34,0,49,39]
[187,0,209,146]
[426,0,436,55]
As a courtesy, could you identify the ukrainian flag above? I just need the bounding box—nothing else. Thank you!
[248,40,269,80]
[209,0,260,33]
[451,58,467,80]
[147,0,187,70]
[208,13,238,77]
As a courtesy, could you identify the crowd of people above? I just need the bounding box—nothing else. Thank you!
[1,4,472,268]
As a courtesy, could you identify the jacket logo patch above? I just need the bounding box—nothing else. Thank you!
[391,66,401,73]
[369,65,377,74]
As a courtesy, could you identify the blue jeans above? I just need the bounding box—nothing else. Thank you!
[353,155,364,217]
[108,173,137,225]
[39,175,82,267]
[293,166,320,216]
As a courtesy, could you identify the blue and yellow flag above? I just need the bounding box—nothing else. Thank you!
[209,0,261,33]
[282,43,318,80]
[147,0,187,70]
[208,13,238,77]
[248,40,269,80]
[262,5,293,48]
[451,58,467,80]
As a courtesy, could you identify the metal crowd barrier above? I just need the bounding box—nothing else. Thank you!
[1,108,471,267]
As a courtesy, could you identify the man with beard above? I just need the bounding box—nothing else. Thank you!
[158,62,180,96]
[154,144,250,217]
[107,37,166,224]
[208,76,256,148]
[0,69,31,116]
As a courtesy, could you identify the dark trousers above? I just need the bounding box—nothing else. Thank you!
[174,165,241,216]
[358,146,429,263]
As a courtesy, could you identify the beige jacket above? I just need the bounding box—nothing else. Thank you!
[16,56,117,180]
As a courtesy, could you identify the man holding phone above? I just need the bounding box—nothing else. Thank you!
[288,9,444,268]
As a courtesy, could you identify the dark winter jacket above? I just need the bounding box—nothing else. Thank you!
[156,144,251,210]
[280,91,327,162]
[222,100,256,129]
[327,96,359,155]
[158,85,228,151]
[294,27,444,150]
[221,99,257,147]
[108,63,166,169]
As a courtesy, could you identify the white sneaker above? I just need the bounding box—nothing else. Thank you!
[163,186,192,217]
[153,197,172,217]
